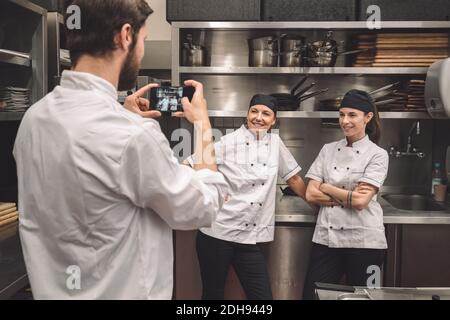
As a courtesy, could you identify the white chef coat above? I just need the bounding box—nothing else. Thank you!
[13,70,228,300]
[187,125,301,244]
[306,135,389,249]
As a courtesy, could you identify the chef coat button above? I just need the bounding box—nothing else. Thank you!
[331,205,334,208]
[266,143,269,146]
[334,167,337,170]
[252,184,255,187]
[263,164,267,166]
[341,227,344,230]
[357,150,360,154]
[251,202,254,205]
[338,148,341,151]
[347,167,350,170]
[330,226,333,230]
[245,223,249,227]
[259,203,263,207]
[262,183,265,186]
[251,164,254,167]
[253,224,257,227]
[341,206,344,209]
[246,143,249,146]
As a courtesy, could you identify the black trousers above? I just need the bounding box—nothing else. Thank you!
[196,231,273,300]
[303,243,386,300]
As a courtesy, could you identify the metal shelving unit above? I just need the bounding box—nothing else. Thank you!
[207,110,431,119]
[0,49,31,67]
[172,21,450,30]
[179,66,429,75]
[0,0,48,300]
[0,0,47,119]
[172,21,450,120]
[0,112,26,122]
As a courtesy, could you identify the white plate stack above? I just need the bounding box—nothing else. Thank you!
[0,86,30,112]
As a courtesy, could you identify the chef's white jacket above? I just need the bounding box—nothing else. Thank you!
[306,135,389,249]
[13,70,228,299]
[187,125,301,244]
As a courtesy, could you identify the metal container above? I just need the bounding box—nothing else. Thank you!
[280,36,306,67]
[248,36,278,67]
[181,44,207,66]
[265,225,315,299]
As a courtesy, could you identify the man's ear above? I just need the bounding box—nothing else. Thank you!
[114,23,133,50]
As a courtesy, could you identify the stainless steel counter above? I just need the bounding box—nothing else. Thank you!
[317,287,450,300]
[275,189,450,225]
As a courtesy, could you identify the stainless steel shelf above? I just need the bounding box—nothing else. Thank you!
[208,110,431,119]
[179,66,429,75]
[0,49,31,67]
[172,21,450,29]
[7,0,47,16]
[0,112,26,121]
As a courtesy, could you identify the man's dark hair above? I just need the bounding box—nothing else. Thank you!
[64,0,153,66]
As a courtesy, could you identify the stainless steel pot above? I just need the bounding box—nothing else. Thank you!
[181,44,207,66]
[248,36,279,67]
[280,36,306,67]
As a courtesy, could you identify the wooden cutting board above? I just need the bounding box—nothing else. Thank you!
[0,207,16,217]
[376,44,448,48]
[0,214,18,228]
[0,203,15,212]
[372,62,434,67]
[377,33,449,38]
[0,212,18,222]
[374,58,440,62]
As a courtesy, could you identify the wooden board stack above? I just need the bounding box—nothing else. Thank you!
[0,202,19,228]
[353,33,449,67]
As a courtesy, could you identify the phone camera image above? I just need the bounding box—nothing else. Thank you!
[155,87,183,112]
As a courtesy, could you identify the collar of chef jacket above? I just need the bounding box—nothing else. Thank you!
[61,70,118,101]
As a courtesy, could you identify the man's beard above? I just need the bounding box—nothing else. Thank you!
[118,47,140,91]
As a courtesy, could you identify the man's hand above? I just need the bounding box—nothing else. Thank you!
[174,80,209,123]
[123,83,162,118]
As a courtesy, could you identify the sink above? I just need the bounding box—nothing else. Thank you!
[382,194,447,211]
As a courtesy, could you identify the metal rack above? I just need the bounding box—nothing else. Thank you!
[171,21,450,119]
[0,0,48,300]
[0,0,47,121]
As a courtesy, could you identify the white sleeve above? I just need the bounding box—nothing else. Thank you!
[305,145,327,182]
[358,149,389,189]
[184,140,224,167]
[118,126,228,230]
[278,138,301,181]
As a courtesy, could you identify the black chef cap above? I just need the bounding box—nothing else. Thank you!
[339,89,374,113]
[249,94,278,115]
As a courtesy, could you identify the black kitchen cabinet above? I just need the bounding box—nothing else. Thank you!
[359,0,450,21]
[262,0,357,21]
[385,224,450,287]
[166,0,261,22]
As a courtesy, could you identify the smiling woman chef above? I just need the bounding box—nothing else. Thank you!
[186,94,311,300]
[303,89,389,300]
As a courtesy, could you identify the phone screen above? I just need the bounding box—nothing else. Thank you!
[150,86,194,112]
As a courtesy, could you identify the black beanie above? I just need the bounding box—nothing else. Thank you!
[339,89,374,113]
[249,94,278,115]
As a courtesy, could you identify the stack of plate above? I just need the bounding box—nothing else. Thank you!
[0,87,30,112]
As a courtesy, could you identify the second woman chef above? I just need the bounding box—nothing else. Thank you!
[303,89,389,300]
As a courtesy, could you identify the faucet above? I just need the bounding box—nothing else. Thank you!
[406,120,420,153]
[389,120,426,159]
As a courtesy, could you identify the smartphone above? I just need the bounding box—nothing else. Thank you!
[150,86,195,113]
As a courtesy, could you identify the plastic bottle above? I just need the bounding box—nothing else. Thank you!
[431,162,444,195]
